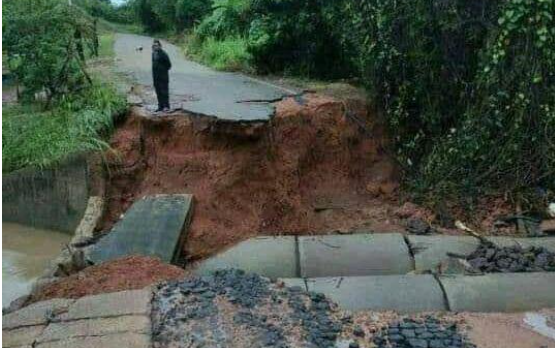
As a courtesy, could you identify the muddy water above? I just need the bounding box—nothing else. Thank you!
[2,223,70,307]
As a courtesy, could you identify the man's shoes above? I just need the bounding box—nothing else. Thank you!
[163,107,170,112]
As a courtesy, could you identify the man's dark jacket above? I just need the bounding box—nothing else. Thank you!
[152,49,172,108]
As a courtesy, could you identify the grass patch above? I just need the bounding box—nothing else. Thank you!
[98,32,116,58]
[2,81,126,173]
[191,36,253,72]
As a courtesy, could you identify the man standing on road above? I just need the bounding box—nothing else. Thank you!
[152,39,172,112]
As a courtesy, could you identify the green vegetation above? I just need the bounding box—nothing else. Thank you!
[2,82,126,173]
[98,32,116,58]
[3,0,98,104]
[122,0,554,207]
[347,0,555,207]
[76,0,135,26]
[3,0,554,210]
[2,0,126,173]
[189,36,252,72]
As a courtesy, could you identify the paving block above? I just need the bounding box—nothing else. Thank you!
[35,333,151,348]
[440,273,555,312]
[195,236,298,279]
[2,299,74,330]
[2,325,45,347]
[299,233,413,277]
[408,235,519,272]
[306,275,446,312]
[37,316,150,343]
[87,194,193,264]
[60,289,151,321]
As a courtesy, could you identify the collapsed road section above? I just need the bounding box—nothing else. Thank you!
[99,93,404,261]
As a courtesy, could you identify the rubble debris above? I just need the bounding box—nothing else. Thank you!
[466,244,555,273]
[406,218,434,235]
[152,269,344,348]
[496,214,543,237]
[372,316,476,348]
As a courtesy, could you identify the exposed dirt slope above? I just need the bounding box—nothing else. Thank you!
[99,94,409,260]
[30,256,185,303]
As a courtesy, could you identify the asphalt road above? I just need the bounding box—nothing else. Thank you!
[114,33,297,121]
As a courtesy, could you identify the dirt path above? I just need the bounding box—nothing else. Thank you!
[114,33,298,121]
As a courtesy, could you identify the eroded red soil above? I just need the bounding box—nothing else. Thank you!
[30,256,185,303]
[99,94,413,260]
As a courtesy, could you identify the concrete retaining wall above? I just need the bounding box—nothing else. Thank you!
[2,154,92,233]
[195,237,299,279]
[281,273,555,313]
[305,275,446,313]
[440,273,555,312]
[299,234,413,277]
[195,233,555,279]
[194,234,414,280]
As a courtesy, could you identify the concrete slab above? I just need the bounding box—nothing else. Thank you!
[87,194,193,264]
[37,316,150,343]
[115,34,297,121]
[2,325,45,347]
[2,299,74,330]
[440,273,555,312]
[61,289,151,321]
[195,236,298,280]
[35,333,151,348]
[305,275,446,312]
[408,235,521,272]
[299,233,413,277]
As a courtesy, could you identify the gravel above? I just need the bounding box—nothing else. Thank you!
[151,269,344,348]
[151,270,480,348]
[466,244,555,273]
[372,316,476,348]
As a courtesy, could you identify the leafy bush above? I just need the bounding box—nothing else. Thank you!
[175,0,212,31]
[130,0,211,32]
[2,81,126,173]
[134,0,165,32]
[347,0,555,203]
[195,0,254,39]
[422,0,555,198]
[247,0,350,77]
[3,0,96,103]
[191,36,252,71]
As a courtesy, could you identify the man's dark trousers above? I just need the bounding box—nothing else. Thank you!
[154,74,169,110]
